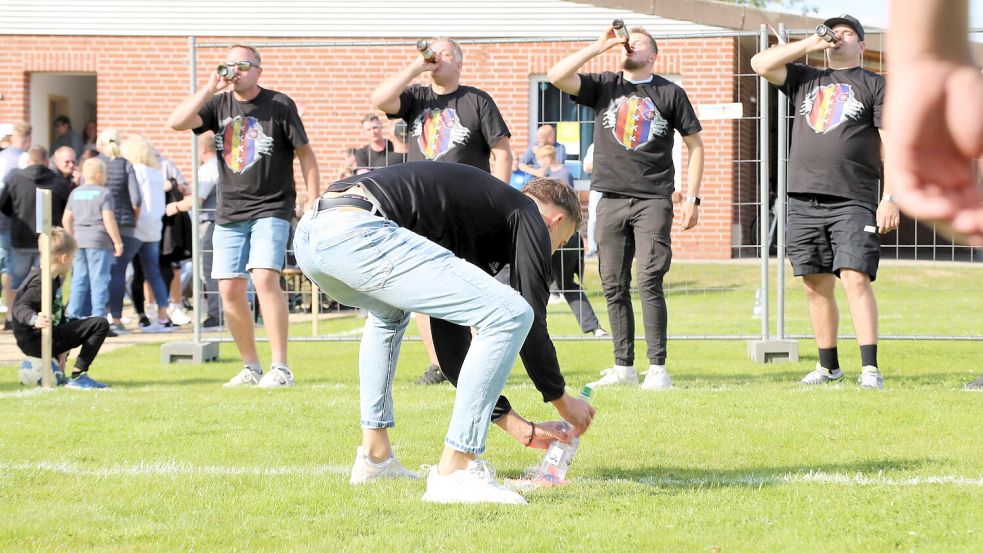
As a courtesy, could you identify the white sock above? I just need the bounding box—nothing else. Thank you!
[649,364,666,373]
[245,362,262,374]
[614,364,634,373]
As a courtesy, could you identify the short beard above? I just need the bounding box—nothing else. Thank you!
[621,58,646,71]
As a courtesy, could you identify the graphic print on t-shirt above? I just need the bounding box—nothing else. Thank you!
[800,83,864,134]
[215,116,274,173]
[410,108,471,160]
[602,95,669,150]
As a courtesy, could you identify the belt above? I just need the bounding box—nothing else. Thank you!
[601,192,633,200]
[316,194,376,213]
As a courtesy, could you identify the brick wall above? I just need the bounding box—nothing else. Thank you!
[0,34,757,259]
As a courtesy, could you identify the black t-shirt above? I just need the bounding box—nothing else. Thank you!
[780,64,885,205]
[573,72,702,198]
[387,85,511,173]
[327,161,565,402]
[194,88,309,224]
[353,140,405,172]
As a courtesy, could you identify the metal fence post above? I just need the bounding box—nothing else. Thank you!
[160,35,219,364]
[758,24,770,342]
[776,23,788,340]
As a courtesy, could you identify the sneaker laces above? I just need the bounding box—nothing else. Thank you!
[468,459,498,483]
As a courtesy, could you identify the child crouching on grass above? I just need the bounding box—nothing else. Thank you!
[13,228,111,389]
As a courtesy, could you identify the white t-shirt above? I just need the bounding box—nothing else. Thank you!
[133,163,166,242]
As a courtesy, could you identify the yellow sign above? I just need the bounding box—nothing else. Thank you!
[555,122,580,154]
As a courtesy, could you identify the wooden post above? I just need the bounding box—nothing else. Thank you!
[36,189,54,389]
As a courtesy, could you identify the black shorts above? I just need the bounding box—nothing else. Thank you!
[786,194,881,281]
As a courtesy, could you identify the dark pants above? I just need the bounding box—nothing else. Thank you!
[15,317,110,371]
[131,253,174,315]
[551,232,601,334]
[596,195,674,366]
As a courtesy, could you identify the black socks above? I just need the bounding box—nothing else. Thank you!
[860,344,878,368]
[818,347,840,371]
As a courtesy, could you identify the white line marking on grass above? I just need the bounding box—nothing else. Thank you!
[2,462,982,488]
[619,471,983,488]
[0,461,349,477]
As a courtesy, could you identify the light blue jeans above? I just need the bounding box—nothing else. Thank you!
[67,247,115,319]
[293,208,533,454]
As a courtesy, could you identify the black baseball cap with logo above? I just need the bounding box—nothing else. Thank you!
[823,14,865,41]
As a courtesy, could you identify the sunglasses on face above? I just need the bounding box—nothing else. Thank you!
[222,61,259,72]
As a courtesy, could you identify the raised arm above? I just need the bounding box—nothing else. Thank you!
[547,27,626,95]
[370,56,437,115]
[168,72,232,131]
[750,32,832,86]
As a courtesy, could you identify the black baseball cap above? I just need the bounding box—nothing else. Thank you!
[823,14,865,41]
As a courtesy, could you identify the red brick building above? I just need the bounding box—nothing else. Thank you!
[0,0,880,260]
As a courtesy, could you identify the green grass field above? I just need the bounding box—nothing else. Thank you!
[1,262,981,551]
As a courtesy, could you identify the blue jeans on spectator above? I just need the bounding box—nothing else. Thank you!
[293,208,533,455]
[135,240,172,311]
[109,235,142,320]
[10,248,40,290]
[212,216,290,279]
[0,231,11,277]
[67,247,115,319]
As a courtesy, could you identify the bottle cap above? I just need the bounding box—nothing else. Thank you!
[580,385,592,399]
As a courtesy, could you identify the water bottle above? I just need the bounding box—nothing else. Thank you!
[535,385,592,483]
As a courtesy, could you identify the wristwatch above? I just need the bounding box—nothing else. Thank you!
[883,194,897,204]
[685,196,702,206]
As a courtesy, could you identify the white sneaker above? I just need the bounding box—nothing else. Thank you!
[587,366,639,388]
[641,366,672,390]
[859,365,884,390]
[168,305,192,326]
[349,446,420,484]
[548,293,564,305]
[223,367,262,388]
[258,366,295,388]
[422,460,526,505]
[593,328,610,338]
[799,364,844,385]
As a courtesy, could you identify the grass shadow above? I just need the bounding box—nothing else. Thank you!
[590,457,940,491]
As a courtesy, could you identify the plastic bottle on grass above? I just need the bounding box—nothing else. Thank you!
[535,385,592,484]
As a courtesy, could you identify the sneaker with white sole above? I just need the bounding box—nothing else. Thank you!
[349,446,420,484]
[258,366,295,388]
[641,366,672,390]
[422,459,526,504]
[168,305,192,326]
[223,367,262,388]
[592,328,610,338]
[859,365,884,390]
[799,364,844,385]
[587,366,639,388]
